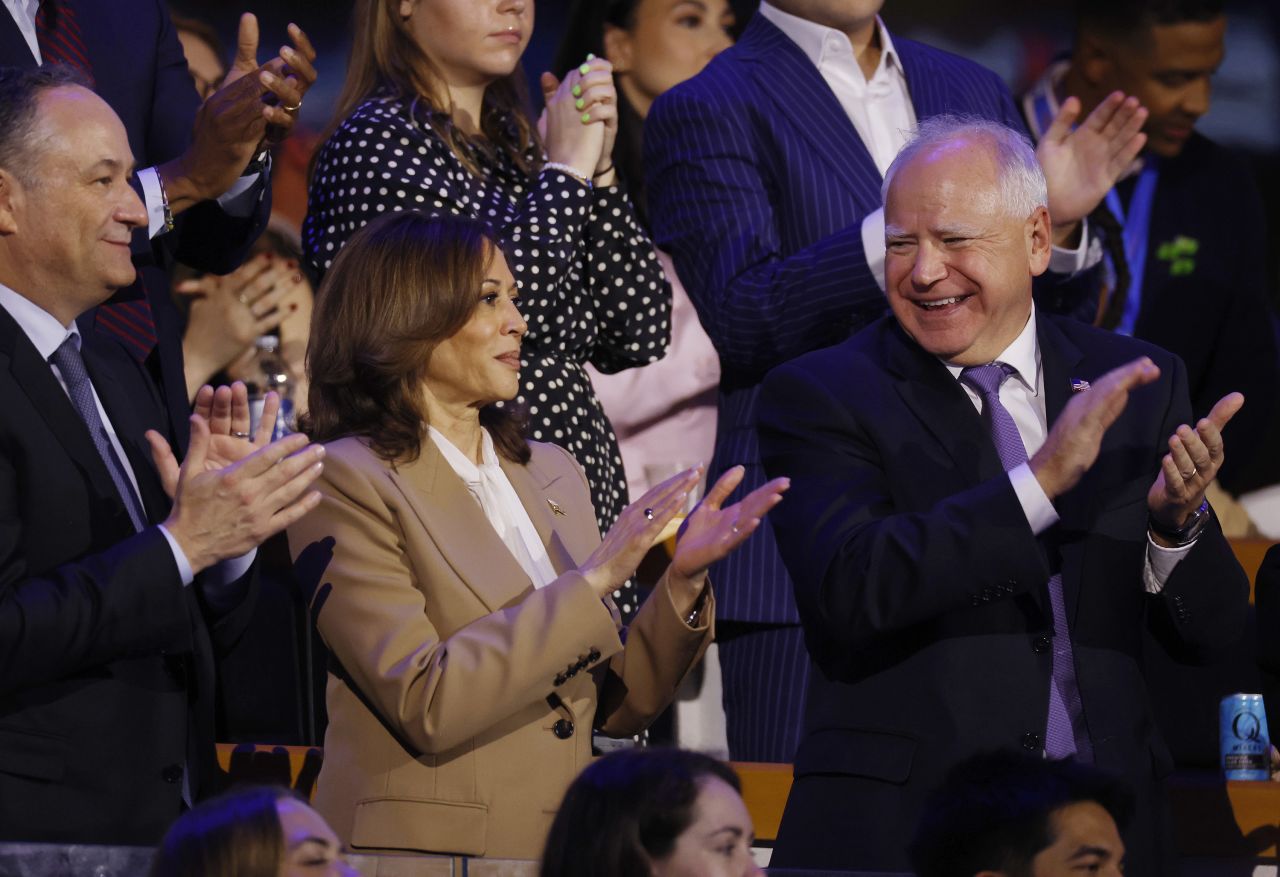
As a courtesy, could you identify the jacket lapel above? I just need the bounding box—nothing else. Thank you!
[0,10,38,68]
[881,322,1005,487]
[499,452,584,578]
[736,16,882,203]
[81,339,169,523]
[0,308,123,512]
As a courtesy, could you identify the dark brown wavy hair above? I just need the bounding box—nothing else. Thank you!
[148,786,294,877]
[304,212,529,465]
[321,0,539,179]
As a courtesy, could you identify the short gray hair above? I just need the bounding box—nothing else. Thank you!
[881,115,1048,218]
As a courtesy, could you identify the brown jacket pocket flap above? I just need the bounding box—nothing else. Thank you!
[350,796,488,856]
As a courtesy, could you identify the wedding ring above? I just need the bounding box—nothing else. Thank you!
[643,507,655,521]
[238,293,250,305]
[282,98,302,112]
[1183,467,1197,480]
[232,431,252,439]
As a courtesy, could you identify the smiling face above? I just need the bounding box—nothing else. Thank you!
[422,246,526,408]
[651,776,763,877]
[0,85,146,325]
[1084,17,1225,158]
[883,136,1051,366]
[605,0,735,119]
[276,798,357,877]
[399,0,532,90]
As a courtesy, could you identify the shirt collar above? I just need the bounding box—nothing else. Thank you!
[759,3,902,82]
[428,425,500,485]
[0,281,81,361]
[943,303,1041,396]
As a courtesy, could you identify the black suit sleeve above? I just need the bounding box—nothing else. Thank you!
[759,360,1049,670]
[0,478,191,697]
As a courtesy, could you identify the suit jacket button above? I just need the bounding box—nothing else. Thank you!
[161,764,183,784]
[552,719,575,739]
[588,648,601,662]
[1032,635,1050,654]
[970,594,983,607]
[1021,732,1042,752]
[554,673,566,686]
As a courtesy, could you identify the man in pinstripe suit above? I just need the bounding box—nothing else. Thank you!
[645,0,1146,763]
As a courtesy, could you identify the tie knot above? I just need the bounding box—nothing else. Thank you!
[960,362,1015,398]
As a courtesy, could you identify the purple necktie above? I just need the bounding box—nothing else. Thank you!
[960,363,1092,761]
[50,335,148,532]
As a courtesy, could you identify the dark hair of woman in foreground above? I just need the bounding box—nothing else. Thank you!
[541,748,760,877]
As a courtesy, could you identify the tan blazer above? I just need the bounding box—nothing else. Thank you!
[287,436,714,860]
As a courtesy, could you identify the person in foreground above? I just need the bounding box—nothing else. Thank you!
[910,750,1133,877]
[541,748,762,877]
[289,212,788,859]
[758,116,1250,873]
[0,68,324,844]
[150,786,356,877]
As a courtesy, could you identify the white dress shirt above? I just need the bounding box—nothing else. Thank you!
[430,426,559,590]
[943,304,1190,593]
[757,2,1088,288]
[1,0,264,238]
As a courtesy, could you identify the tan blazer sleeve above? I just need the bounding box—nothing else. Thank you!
[288,443,625,756]
[536,444,717,737]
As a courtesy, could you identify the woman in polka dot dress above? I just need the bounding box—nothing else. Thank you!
[304,0,670,619]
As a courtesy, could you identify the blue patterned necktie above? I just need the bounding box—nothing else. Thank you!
[960,363,1092,761]
[49,335,148,532]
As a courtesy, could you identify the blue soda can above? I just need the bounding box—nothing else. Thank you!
[1220,693,1271,780]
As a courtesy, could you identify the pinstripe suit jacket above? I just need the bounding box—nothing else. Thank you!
[644,14,1023,623]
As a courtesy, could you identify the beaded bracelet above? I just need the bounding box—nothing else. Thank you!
[542,161,593,189]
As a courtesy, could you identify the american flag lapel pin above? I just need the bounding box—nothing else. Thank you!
[1070,378,1091,393]
[547,498,566,517]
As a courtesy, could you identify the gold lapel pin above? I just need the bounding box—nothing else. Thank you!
[547,498,566,517]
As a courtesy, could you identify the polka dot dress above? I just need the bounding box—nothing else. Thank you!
[304,92,671,619]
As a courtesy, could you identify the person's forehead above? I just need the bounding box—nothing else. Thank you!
[889,140,1001,206]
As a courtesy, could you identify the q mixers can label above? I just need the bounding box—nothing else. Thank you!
[1220,693,1271,781]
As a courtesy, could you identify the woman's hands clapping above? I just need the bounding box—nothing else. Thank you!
[576,465,789,603]
[670,466,789,589]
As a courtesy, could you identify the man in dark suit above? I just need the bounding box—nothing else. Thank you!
[0,1,317,452]
[0,68,325,844]
[758,117,1250,873]
[644,0,1148,762]
[1023,0,1279,518]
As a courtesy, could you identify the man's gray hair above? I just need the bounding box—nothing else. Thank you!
[0,65,88,187]
[881,115,1048,218]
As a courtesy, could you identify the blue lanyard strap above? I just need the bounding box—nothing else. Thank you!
[1103,162,1159,336]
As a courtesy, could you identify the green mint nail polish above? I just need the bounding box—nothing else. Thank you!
[581,112,591,123]
[579,63,590,75]
[572,84,582,97]
[575,98,585,110]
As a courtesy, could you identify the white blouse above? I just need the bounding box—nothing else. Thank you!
[429,427,559,590]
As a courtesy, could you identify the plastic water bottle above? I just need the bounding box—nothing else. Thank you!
[247,335,294,440]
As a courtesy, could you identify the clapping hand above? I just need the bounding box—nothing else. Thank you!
[670,466,789,587]
[1147,392,1244,533]
[146,382,281,499]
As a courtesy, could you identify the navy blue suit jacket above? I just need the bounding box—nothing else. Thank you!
[0,0,271,451]
[758,313,1250,873]
[645,15,1023,623]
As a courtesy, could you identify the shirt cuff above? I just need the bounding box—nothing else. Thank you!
[216,166,267,218]
[1009,462,1059,535]
[1142,532,1195,594]
[138,167,168,240]
[1048,217,1093,276]
[158,524,195,586]
[861,207,887,292]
